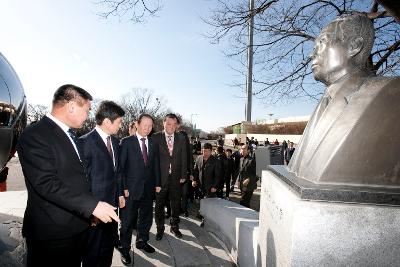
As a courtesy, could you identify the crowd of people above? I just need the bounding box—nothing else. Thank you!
[17,84,259,267]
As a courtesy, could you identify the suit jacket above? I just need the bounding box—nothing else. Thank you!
[78,129,123,207]
[193,155,222,196]
[120,135,159,200]
[152,132,187,189]
[17,116,98,240]
[239,155,257,192]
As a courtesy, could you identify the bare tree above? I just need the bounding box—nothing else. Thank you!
[95,0,162,23]
[118,88,167,136]
[204,0,400,103]
[27,104,48,124]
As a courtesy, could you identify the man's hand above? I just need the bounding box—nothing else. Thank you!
[90,216,100,227]
[210,187,216,193]
[92,201,120,223]
[243,178,250,186]
[155,187,161,193]
[179,178,186,184]
[119,196,126,208]
[124,190,129,198]
[192,181,197,187]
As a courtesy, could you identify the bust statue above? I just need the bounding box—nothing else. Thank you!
[288,14,400,187]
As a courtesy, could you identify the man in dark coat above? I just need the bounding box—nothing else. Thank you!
[17,84,119,267]
[192,143,222,198]
[153,113,188,240]
[239,145,257,208]
[118,114,159,265]
[78,101,125,267]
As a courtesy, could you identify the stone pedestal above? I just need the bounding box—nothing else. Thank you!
[259,166,400,267]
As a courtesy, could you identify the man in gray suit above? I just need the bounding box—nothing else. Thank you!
[153,113,188,240]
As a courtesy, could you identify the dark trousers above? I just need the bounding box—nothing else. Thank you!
[240,190,254,208]
[225,175,232,198]
[26,230,88,267]
[155,186,181,232]
[120,197,153,251]
[82,222,117,267]
[231,169,239,187]
[181,180,189,213]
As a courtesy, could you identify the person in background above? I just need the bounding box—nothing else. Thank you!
[17,84,120,267]
[273,139,279,145]
[285,142,296,164]
[238,145,257,208]
[215,146,228,199]
[78,101,126,267]
[192,143,222,199]
[225,148,235,200]
[230,149,241,193]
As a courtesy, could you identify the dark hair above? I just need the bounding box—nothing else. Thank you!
[203,142,212,150]
[216,146,224,154]
[52,84,93,106]
[137,113,154,124]
[95,101,125,125]
[164,113,180,124]
[226,148,232,153]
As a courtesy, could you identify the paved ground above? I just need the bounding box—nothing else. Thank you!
[1,156,264,266]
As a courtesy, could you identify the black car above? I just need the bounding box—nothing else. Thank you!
[0,52,27,181]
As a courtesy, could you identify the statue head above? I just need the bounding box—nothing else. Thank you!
[311,14,375,85]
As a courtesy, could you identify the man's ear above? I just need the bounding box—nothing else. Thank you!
[67,101,75,113]
[349,37,364,58]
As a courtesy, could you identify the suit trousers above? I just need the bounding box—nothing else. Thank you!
[82,222,118,267]
[180,180,189,213]
[155,184,181,232]
[26,230,88,267]
[120,197,153,251]
[240,190,254,208]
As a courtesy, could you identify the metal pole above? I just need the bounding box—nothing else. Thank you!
[245,0,254,122]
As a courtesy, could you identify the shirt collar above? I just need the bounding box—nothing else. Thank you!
[136,132,146,141]
[46,113,70,133]
[95,126,110,140]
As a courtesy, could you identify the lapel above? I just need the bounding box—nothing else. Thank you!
[160,132,170,155]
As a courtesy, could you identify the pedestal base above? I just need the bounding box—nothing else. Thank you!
[259,168,400,266]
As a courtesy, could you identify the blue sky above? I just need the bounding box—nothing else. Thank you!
[0,0,317,132]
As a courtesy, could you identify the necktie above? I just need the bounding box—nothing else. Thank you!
[106,136,113,159]
[141,138,148,166]
[68,128,78,145]
[167,135,173,156]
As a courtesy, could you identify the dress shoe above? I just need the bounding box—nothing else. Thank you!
[136,241,156,253]
[117,248,132,265]
[156,232,164,241]
[170,227,183,238]
[184,211,189,217]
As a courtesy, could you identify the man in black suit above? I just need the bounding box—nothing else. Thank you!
[118,114,159,265]
[192,143,222,199]
[153,113,188,240]
[238,145,257,208]
[17,84,120,267]
[78,101,126,267]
